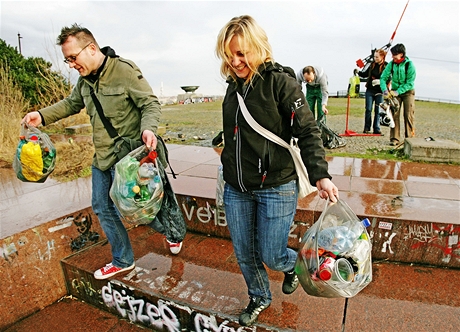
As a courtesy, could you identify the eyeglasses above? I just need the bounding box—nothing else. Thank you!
[63,43,91,64]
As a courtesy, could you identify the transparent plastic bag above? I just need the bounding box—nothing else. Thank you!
[216,165,225,208]
[13,123,56,183]
[110,145,164,225]
[295,198,372,298]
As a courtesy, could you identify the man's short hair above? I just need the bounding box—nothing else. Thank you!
[391,43,406,57]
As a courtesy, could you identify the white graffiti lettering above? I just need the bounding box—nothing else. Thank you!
[182,202,227,227]
[381,232,397,254]
[102,282,181,331]
[194,313,251,332]
[405,223,434,242]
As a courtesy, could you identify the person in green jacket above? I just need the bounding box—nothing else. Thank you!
[21,23,184,280]
[380,43,416,146]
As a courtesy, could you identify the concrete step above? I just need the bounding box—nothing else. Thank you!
[58,226,460,331]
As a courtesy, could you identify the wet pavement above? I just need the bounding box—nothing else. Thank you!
[2,144,460,331]
[7,227,460,331]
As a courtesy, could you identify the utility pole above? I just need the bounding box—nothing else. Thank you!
[18,33,23,55]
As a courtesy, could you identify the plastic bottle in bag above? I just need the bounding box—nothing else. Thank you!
[134,185,151,202]
[317,226,355,253]
[344,218,371,240]
[137,163,156,185]
[120,180,138,198]
[21,136,44,181]
[42,147,55,173]
[139,150,157,165]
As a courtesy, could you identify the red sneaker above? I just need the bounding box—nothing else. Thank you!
[167,240,183,255]
[94,263,135,280]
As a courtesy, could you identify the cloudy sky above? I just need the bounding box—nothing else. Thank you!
[1,0,459,102]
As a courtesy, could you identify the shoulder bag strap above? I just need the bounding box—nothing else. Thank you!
[89,85,120,140]
[236,92,290,150]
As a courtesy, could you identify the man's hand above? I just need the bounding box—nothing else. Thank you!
[21,111,42,127]
[142,130,157,150]
[322,105,329,115]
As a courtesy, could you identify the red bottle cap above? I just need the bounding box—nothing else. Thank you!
[148,150,157,160]
[318,268,332,281]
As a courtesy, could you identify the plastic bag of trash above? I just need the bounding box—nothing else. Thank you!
[13,123,56,183]
[110,145,164,225]
[295,198,372,298]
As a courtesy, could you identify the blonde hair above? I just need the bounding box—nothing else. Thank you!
[215,15,273,83]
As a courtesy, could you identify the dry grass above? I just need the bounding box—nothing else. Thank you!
[0,65,29,163]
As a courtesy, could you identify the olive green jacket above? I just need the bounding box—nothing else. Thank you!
[39,47,161,171]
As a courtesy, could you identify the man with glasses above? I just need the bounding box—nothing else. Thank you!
[379,43,417,146]
[22,23,185,280]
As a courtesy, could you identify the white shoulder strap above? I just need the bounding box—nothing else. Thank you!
[237,92,290,150]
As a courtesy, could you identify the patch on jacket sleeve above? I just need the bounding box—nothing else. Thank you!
[293,98,304,110]
[138,75,143,80]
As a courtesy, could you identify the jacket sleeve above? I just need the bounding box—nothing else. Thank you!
[125,65,162,134]
[319,73,329,106]
[379,63,392,92]
[39,80,86,125]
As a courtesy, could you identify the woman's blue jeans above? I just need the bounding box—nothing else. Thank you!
[92,165,134,268]
[224,181,298,302]
[364,90,383,132]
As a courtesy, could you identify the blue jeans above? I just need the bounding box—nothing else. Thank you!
[92,165,134,268]
[364,90,383,132]
[224,181,298,302]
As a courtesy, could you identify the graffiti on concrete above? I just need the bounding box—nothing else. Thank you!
[72,277,99,298]
[182,201,227,227]
[102,281,181,331]
[380,231,397,254]
[193,312,254,332]
[70,212,100,251]
[102,281,253,331]
[407,223,460,263]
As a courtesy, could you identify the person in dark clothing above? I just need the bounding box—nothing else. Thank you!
[215,15,338,327]
[358,48,388,135]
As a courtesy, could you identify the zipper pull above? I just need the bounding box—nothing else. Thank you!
[233,125,238,141]
[260,171,267,188]
[291,108,295,127]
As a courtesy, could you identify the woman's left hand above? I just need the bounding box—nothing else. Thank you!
[316,178,338,202]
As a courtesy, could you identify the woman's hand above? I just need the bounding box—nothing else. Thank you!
[316,178,339,203]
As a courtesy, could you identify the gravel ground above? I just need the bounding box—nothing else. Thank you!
[324,111,460,155]
[168,111,460,156]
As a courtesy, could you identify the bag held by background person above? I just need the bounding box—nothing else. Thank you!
[13,123,56,183]
[295,198,372,298]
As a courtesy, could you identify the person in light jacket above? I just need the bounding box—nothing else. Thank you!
[21,23,185,281]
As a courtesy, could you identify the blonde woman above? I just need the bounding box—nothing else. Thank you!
[216,15,338,327]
